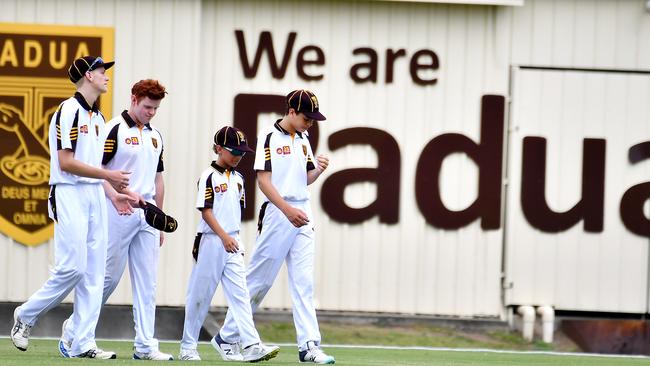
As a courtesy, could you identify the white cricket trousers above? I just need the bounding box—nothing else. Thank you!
[219,201,321,350]
[63,200,161,353]
[181,232,261,350]
[18,183,107,356]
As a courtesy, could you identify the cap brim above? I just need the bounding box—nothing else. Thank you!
[93,61,115,71]
[226,144,254,153]
[303,110,326,121]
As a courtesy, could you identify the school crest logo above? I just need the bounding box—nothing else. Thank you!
[151,137,158,148]
[236,130,245,144]
[302,145,307,156]
[0,23,114,246]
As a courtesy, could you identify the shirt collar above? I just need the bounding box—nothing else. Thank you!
[121,110,152,130]
[74,92,99,113]
[274,119,302,138]
[211,161,234,174]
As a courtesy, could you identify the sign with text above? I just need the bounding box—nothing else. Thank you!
[0,23,114,246]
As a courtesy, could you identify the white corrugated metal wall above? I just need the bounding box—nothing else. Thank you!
[505,68,650,312]
[0,0,649,317]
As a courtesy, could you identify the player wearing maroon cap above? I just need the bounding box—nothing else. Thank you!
[217,90,335,364]
[179,126,279,362]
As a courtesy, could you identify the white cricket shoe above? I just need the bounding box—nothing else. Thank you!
[74,348,117,359]
[133,350,174,360]
[211,333,243,361]
[179,348,201,361]
[58,318,72,358]
[242,343,280,362]
[10,307,31,351]
[299,341,335,364]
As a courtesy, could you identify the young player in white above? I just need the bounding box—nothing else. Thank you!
[179,126,279,362]
[58,79,173,360]
[10,56,133,359]
[217,90,335,364]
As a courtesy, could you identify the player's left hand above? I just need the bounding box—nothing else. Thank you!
[316,154,329,172]
[159,232,165,247]
[122,188,146,208]
[113,193,137,215]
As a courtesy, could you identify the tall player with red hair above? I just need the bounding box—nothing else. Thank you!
[59,79,174,360]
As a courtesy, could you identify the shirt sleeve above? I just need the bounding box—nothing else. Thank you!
[196,172,214,211]
[54,103,78,152]
[238,174,246,210]
[305,140,316,171]
[102,122,120,165]
[253,132,273,171]
[156,131,164,172]
[156,147,164,173]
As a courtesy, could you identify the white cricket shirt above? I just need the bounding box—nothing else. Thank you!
[195,161,245,235]
[102,111,164,202]
[253,120,316,202]
[49,92,107,185]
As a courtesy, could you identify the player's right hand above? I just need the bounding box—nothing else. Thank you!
[283,206,309,227]
[105,170,131,191]
[221,235,239,253]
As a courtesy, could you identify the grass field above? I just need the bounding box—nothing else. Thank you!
[1,339,650,366]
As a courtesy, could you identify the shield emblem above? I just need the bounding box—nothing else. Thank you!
[302,145,308,156]
[0,23,115,246]
[152,137,158,148]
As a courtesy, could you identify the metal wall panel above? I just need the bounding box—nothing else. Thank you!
[1,0,649,317]
[199,0,507,316]
[504,67,650,312]
[507,0,650,70]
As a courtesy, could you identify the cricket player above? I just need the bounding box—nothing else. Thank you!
[217,90,335,364]
[179,126,279,362]
[10,56,133,359]
[58,79,173,360]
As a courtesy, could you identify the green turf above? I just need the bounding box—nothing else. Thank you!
[1,339,649,366]
[255,321,574,352]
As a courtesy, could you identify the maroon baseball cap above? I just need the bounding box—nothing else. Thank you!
[68,56,115,83]
[286,89,326,121]
[213,126,254,153]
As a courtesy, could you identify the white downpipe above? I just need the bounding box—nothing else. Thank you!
[517,305,535,342]
[537,305,555,343]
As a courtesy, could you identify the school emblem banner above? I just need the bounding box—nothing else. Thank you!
[0,23,114,246]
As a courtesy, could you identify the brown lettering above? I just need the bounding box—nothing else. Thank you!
[296,45,325,81]
[620,141,650,237]
[409,49,439,86]
[385,48,406,83]
[350,47,377,83]
[521,137,606,232]
[321,128,400,224]
[415,95,504,229]
[235,30,296,79]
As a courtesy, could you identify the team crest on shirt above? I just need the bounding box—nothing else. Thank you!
[237,183,242,194]
[276,146,291,155]
[151,137,158,148]
[302,145,307,156]
[95,124,99,136]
